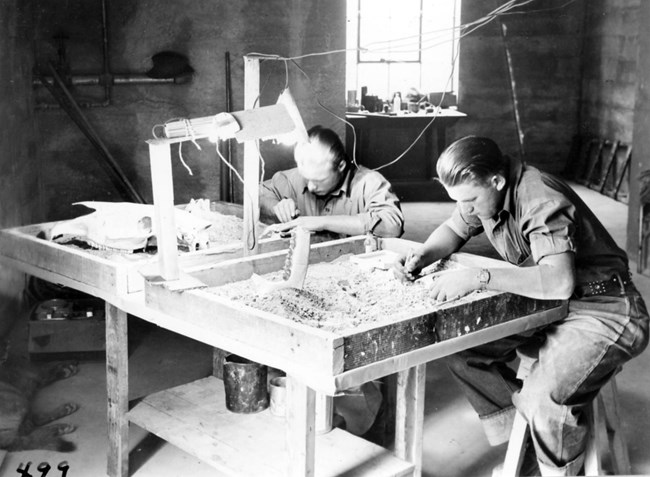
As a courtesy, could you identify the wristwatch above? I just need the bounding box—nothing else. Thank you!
[477,268,491,290]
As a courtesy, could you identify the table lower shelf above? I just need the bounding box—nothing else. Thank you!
[127,376,414,477]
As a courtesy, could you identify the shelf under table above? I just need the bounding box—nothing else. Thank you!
[128,376,414,477]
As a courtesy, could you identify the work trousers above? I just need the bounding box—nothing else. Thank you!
[446,286,649,476]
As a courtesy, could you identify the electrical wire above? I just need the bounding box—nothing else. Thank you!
[243,0,565,172]
[214,142,262,250]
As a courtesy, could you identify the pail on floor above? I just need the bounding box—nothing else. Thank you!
[223,354,269,413]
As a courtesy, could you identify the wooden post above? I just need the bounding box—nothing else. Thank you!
[106,302,129,477]
[395,363,426,476]
[148,141,180,280]
[243,56,261,255]
[285,375,316,477]
[501,411,530,477]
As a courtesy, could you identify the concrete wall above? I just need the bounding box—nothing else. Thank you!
[0,0,38,337]
[32,0,346,221]
[578,0,645,263]
[580,0,639,142]
[456,0,585,174]
[628,1,650,265]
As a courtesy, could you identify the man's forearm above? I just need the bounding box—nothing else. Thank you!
[419,223,466,266]
[319,215,366,236]
[484,253,575,300]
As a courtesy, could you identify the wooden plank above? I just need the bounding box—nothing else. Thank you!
[343,312,436,370]
[614,146,632,203]
[585,140,616,190]
[106,303,129,477]
[501,411,530,477]
[592,140,619,192]
[577,139,604,186]
[148,142,180,280]
[0,224,129,295]
[434,293,560,340]
[332,304,567,393]
[187,235,367,286]
[0,207,286,296]
[601,378,631,475]
[127,376,414,477]
[286,376,316,477]
[243,56,260,256]
[395,364,426,476]
[145,282,343,375]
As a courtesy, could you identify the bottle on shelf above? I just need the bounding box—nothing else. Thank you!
[392,92,402,113]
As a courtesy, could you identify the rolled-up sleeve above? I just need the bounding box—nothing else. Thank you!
[445,206,484,241]
[259,171,297,223]
[358,171,404,238]
[523,198,576,263]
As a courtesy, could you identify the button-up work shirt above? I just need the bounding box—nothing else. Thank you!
[444,157,629,285]
[260,165,404,238]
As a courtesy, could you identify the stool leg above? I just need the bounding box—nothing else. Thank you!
[502,411,530,477]
[584,398,604,476]
[584,378,631,476]
[600,379,631,475]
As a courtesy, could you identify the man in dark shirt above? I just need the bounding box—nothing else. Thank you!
[394,136,648,475]
[260,125,404,239]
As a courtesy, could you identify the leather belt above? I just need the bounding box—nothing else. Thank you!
[573,271,633,298]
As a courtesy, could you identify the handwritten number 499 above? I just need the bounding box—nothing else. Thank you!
[16,461,69,477]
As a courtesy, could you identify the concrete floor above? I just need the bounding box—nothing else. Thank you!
[1,183,649,477]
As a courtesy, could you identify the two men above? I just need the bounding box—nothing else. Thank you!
[395,136,649,475]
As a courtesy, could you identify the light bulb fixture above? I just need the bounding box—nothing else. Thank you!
[159,88,308,146]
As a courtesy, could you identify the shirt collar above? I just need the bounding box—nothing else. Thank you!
[500,155,524,216]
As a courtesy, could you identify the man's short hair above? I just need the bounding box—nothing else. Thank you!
[436,136,509,187]
[304,125,350,169]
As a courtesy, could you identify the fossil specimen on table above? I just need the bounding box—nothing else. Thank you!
[49,201,212,252]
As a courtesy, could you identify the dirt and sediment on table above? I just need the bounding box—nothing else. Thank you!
[208,256,462,333]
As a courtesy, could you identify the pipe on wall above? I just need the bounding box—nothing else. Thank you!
[33,0,192,109]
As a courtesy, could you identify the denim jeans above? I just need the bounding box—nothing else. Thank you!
[446,285,649,476]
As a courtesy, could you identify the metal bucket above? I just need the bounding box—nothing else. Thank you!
[222,354,269,413]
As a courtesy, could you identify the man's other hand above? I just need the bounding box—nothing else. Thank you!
[268,216,327,236]
[273,198,300,223]
[392,250,424,282]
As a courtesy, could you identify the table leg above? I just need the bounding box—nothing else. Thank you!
[285,375,316,477]
[106,303,129,477]
[395,363,426,477]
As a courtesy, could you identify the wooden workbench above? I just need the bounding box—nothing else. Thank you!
[0,227,567,477]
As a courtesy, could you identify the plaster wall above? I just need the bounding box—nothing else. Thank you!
[580,0,639,143]
[577,0,645,263]
[31,0,346,221]
[0,0,38,337]
[456,0,585,174]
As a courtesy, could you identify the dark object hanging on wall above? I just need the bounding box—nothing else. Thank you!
[146,51,194,83]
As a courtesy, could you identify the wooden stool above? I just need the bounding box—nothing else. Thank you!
[502,358,631,477]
